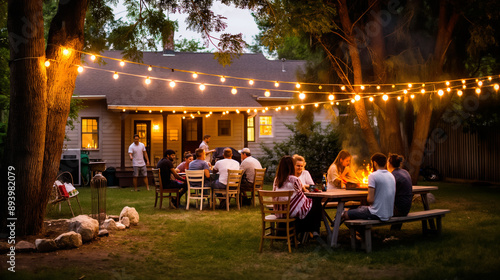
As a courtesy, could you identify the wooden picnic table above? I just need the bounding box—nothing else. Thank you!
[305,185,438,248]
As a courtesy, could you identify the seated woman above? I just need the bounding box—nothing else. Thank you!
[273,156,322,235]
[175,152,194,173]
[387,154,413,217]
[292,154,315,192]
[327,150,361,190]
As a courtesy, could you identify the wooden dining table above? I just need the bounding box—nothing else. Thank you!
[305,185,438,248]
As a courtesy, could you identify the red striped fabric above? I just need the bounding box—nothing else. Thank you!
[273,175,312,219]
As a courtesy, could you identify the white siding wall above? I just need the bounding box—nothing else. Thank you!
[204,113,244,150]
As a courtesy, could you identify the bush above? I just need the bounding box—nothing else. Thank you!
[258,122,341,183]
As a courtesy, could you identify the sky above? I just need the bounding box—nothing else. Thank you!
[113,1,261,52]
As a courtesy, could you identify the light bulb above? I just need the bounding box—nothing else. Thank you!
[169,81,176,87]
[421,89,425,94]
[44,60,50,67]
[145,77,151,84]
[120,60,125,67]
[438,89,444,96]
[463,85,467,89]
[341,86,346,91]
[220,76,226,82]
[192,73,198,78]
[408,83,412,88]
[285,107,289,110]
[249,80,254,85]
[328,94,334,101]
[300,105,305,109]
[462,80,466,84]
[299,92,306,100]
[274,81,279,87]
[122,109,125,112]
[199,84,205,91]
[291,105,295,109]
[445,81,450,86]
[404,89,408,94]
[392,85,395,88]
[376,85,381,90]
[397,96,401,100]
[494,84,499,91]
[457,90,463,96]
[488,76,492,81]
[113,72,119,79]
[478,81,483,87]
[447,87,451,92]
[296,83,301,89]
[264,90,271,97]
[355,95,361,101]
[369,96,374,102]
[231,87,237,95]
[410,94,415,99]
[318,85,322,89]
[360,85,365,90]
[236,109,240,114]
[77,66,83,73]
[382,94,389,101]
[90,55,96,61]
[149,110,152,113]
[62,49,69,55]
[314,103,319,107]
[148,65,152,71]
[475,88,481,94]
[351,98,356,103]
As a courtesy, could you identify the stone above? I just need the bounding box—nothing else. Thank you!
[98,229,109,237]
[120,217,130,228]
[108,215,120,221]
[115,222,126,230]
[68,215,99,243]
[119,206,139,226]
[54,231,82,249]
[35,239,58,252]
[102,219,118,230]
[16,241,36,252]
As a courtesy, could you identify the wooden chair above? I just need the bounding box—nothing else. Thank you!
[212,169,244,211]
[152,168,182,209]
[258,190,297,253]
[185,170,212,210]
[48,171,82,216]
[242,168,266,207]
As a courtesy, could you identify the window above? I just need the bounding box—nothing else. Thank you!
[247,117,255,142]
[259,116,273,137]
[81,118,99,149]
[218,120,231,136]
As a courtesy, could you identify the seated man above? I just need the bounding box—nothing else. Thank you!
[188,148,212,188]
[156,149,188,207]
[342,153,395,221]
[239,148,263,193]
[213,148,240,190]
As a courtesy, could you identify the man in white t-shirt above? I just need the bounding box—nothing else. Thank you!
[212,148,240,189]
[199,134,215,164]
[239,147,263,191]
[343,153,395,221]
[128,134,150,191]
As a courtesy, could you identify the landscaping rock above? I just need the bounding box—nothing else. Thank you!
[120,217,130,228]
[35,239,58,252]
[68,215,99,242]
[102,219,118,230]
[115,222,126,230]
[119,206,139,226]
[16,241,36,252]
[54,231,82,249]
[108,215,120,221]
[98,229,109,237]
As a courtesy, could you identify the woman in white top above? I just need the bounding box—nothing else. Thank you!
[327,150,360,190]
[292,154,315,192]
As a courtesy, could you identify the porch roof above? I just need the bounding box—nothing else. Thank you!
[73,51,306,111]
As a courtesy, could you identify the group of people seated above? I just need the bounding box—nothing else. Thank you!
[155,147,263,208]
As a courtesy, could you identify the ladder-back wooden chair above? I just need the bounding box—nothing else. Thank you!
[48,171,82,216]
[212,169,244,211]
[258,190,297,253]
[185,170,211,210]
[246,168,266,207]
[152,168,182,209]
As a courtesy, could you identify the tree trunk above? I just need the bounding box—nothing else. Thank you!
[408,97,433,184]
[1,0,47,236]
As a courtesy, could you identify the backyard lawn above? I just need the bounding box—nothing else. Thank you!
[2,181,500,279]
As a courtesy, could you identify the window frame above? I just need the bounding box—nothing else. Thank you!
[81,117,99,150]
[217,119,232,137]
[258,115,273,138]
[247,116,255,142]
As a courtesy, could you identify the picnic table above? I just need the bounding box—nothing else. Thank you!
[305,185,438,248]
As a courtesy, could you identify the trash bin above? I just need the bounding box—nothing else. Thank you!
[102,167,117,186]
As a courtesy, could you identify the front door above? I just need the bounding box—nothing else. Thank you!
[182,117,202,155]
[134,120,151,165]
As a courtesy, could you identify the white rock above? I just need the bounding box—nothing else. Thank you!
[115,222,126,230]
[98,229,109,237]
[54,231,82,249]
[119,207,139,226]
[120,217,130,228]
[102,218,118,230]
[16,241,36,252]
[68,215,99,242]
[35,239,58,252]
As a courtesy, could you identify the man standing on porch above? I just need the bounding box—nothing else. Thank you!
[199,134,215,164]
[129,134,150,191]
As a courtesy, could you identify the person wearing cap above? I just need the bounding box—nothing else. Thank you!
[239,147,263,193]
[156,149,188,206]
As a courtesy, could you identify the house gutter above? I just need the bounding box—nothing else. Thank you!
[72,95,107,100]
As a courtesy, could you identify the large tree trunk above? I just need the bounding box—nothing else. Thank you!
[1,0,47,236]
[337,0,381,155]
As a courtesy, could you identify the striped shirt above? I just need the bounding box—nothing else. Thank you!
[273,175,312,219]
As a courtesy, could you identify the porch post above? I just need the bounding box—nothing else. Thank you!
[120,112,126,168]
[243,111,248,148]
[162,111,168,152]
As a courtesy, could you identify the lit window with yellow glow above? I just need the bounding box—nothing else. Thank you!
[259,116,273,137]
[81,118,99,149]
[247,117,255,142]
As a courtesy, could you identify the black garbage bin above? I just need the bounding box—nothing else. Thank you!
[102,167,117,186]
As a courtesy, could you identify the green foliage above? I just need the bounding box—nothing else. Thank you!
[174,38,208,52]
[258,121,341,182]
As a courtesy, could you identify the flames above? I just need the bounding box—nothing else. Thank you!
[360,164,372,186]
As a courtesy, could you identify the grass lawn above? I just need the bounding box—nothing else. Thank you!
[3,181,500,279]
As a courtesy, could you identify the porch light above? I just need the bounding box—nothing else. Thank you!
[382,94,389,101]
[113,72,119,79]
[438,90,444,96]
[44,60,50,67]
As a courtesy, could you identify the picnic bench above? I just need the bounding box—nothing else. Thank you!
[344,208,451,253]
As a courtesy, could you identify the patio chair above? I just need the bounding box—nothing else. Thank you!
[185,170,212,210]
[240,168,266,207]
[152,168,182,209]
[258,190,297,253]
[48,171,82,216]
[212,169,244,211]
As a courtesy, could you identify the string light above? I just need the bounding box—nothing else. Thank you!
[341,86,345,91]
[351,98,355,103]
[274,81,279,87]
[397,96,401,101]
[231,87,237,94]
[149,110,152,113]
[173,110,176,113]
[122,109,125,112]
[314,103,319,107]
[119,60,125,67]
[44,60,50,67]
[447,87,451,92]
[264,90,271,97]
[328,94,334,101]
[403,89,408,94]
[249,79,254,85]
[494,84,499,91]
[199,84,205,91]
[247,109,250,113]
[392,85,396,88]
[254,109,257,113]
[285,107,289,110]
[421,89,425,94]
[77,66,83,73]
[296,83,301,89]
[382,94,388,101]
[478,81,483,87]
[62,49,69,56]
[318,85,322,89]
[410,94,415,99]
[408,83,412,88]
[463,85,467,89]
[445,81,450,86]
[457,90,463,96]
[160,110,163,113]
[299,92,306,100]
[113,72,119,79]
[169,81,176,87]
[422,84,425,87]
[236,109,240,113]
[354,95,361,101]
[475,88,481,94]
[462,80,466,84]
[300,105,305,109]
[184,111,187,113]
[145,77,151,84]
[192,73,198,78]
[376,85,380,90]
[90,55,96,61]
[148,65,152,71]
[369,96,374,102]
[220,76,226,82]
[488,76,492,81]
[438,89,444,96]
[360,85,365,90]
[336,102,339,105]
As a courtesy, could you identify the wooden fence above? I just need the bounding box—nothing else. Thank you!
[423,122,500,183]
